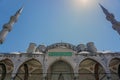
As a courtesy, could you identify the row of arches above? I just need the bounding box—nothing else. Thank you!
[0,58,120,80]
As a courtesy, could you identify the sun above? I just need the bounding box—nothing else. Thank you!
[71,0,97,9]
[80,0,89,5]
[78,0,93,6]
[72,0,90,8]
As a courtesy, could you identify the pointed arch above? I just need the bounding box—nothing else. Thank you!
[14,59,43,80]
[48,59,74,70]
[109,58,120,80]
[0,59,14,80]
[78,58,107,80]
[47,60,74,80]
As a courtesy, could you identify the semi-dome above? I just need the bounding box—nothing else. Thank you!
[47,42,76,51]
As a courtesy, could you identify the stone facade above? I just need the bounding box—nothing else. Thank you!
[0,42,120,80]
[0,4,120,80]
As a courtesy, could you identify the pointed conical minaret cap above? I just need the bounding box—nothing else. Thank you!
[18,6,24,14]
[99,3,110,15]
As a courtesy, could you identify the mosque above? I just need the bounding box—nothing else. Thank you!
[0,3,120,80]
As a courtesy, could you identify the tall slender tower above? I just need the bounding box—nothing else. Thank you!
[99,4,120,35]
[0,7,23,44]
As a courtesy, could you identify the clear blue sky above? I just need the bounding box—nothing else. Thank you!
[0,0,120,52]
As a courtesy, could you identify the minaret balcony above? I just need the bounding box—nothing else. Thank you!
[3,23,12,32]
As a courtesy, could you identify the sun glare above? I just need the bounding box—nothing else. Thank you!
[72,0,97,8]
[80,0,89,5]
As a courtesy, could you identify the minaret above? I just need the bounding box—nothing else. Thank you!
[99,4,120,35]
[0,7,23,44]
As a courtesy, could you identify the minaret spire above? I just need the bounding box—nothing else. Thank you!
[99,4,110,16]
[99,4,120,35]
[14,6,23,22]
[0,6,23,44]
